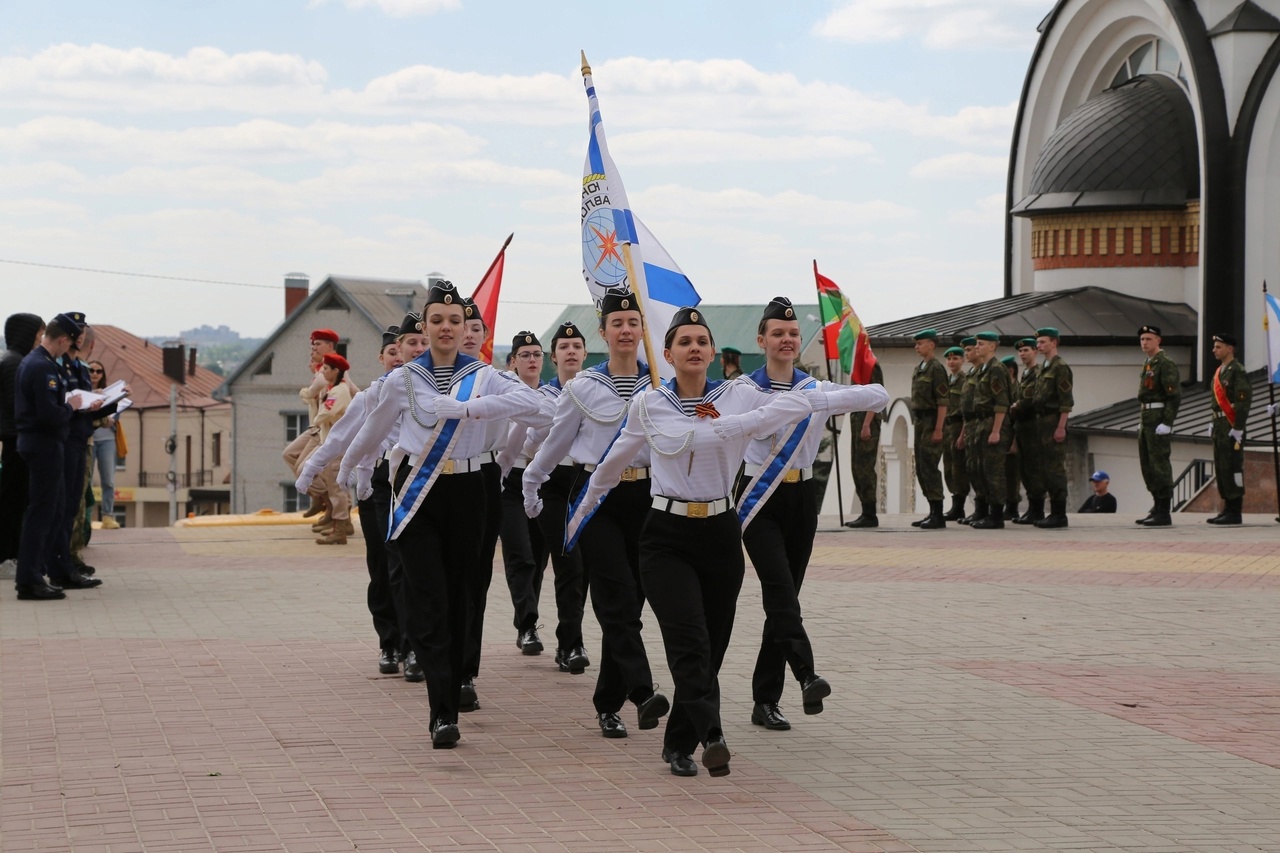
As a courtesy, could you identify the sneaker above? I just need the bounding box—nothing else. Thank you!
[99,516,120,530]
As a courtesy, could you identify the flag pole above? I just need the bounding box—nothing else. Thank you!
[471,232,513,365]
[476,232,514,284]
[815,260,846,527]
[1264,281,1280,523]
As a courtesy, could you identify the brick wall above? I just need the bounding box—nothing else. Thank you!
[1030,202,1200,270]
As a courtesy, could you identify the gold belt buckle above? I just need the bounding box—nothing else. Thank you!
[687,501,709,519]
[782,469,801,484]
[442,459,455,475]
[620,467,637,482]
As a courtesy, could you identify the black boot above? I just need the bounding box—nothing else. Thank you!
[1035,498,1069,528]
[961,498,986,526]
[941,495,966,521]
[1003,500,1019,521]
[971,501,1005,529]
[1142,497,1172,527]
[910,506,931,528]
[1210,497,1243,525]
[1014,496,1044,524]
[1135,504,1155,524]
[918,499,947,529]
[844,501,879,528]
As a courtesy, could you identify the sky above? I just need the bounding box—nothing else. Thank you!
[0,0,1052,342]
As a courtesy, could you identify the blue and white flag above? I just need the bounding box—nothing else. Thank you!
[580,53,700,379]
[1266,282,1280,384]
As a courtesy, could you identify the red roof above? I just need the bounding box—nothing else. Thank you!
[89,325,227,411]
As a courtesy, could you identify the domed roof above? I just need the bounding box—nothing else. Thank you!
[1012,74,1199,216]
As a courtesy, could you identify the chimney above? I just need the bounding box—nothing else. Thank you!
[162,341,187,385]
[285,272,310,317]
[188,347,198,377]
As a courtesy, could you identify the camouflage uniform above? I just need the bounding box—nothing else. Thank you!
[972,358,1013,509]
[911,358,950,502]
[942,370,968,502]
[850,362,885,508]
[1138,351,1181,501]
[1033,355,1074,503]
[1013,364,1044,506]
[1210,357,1250,503]
[961,368,984,505]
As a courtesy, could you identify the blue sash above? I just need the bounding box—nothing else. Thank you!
[737,372,818,530]
[388,369,478,541]
[563,412,629,553]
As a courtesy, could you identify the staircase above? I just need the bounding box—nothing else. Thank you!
[1172,459,1214,511]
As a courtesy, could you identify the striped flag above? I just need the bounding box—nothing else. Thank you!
[1266,281,1280,384]
[814,261,876,385]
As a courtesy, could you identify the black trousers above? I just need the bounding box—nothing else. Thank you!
[738,478,818,704]
[463,462,502,680]
[0,438,29,563]
[16,434,65,587]
[501,467,548,633]
[360,460,404,654]
[573,475,654,714]
[52,439,89,580]
[641,508,745,754]
[532,465,586,650]
[393,464,485,725]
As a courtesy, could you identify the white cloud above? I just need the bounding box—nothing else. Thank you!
[309,0,459,16]
[813,0,1043,50]
[608,129,874,164]
[633,184,916,227]
[948,192,1008,225]
[910,152,1009,180]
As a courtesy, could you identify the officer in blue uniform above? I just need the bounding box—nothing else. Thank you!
[57,317,113,585]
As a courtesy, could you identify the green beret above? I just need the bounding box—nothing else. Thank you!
[721,346,741,356]
[1016,337,1036,350]
[943,346,964,357]
[912,328,939,342]
[1035,327,1060,339]
[960,336,977,347]
[976,331,1000,342]
[1001,355,1017,367]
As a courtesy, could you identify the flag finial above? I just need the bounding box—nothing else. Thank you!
[580,51,591,77]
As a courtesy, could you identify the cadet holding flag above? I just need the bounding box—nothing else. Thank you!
[1136,325,1181,527]
[1207,333,1250,525]
[909,330,950,529]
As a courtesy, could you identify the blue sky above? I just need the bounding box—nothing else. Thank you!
[0,0,1050,340]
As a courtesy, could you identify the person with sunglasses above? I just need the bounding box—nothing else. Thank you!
[86,361,121,528]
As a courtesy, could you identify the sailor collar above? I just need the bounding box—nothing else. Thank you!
[403,351,484,389]
[745,365,813,391]
[655,377,730,414]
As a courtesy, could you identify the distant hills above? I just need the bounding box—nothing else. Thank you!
[147,325,263,377]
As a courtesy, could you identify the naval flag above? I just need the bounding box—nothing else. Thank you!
[1267,282,1280,384]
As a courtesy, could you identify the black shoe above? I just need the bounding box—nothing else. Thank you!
[54,572,102,590]
[751,702,791,731]
[1035,499,1069,529]
[378,649,399,674]
[971,508,1004,529]
[910,514,929,528]
[961,500,987,526]
[1142,499,1172,528]
[1003,502,1018,520]
[403,651,425,682]
[557,646,588,674]
[431,718,459,749]
[662,747,697,777]
[918,500,946,530]
[518,627,544,655]
[701,736,731,777]
[636,691,670,730]
[598,712,627,738]
[801,674,831,716]
[1135,507,1155,525]
[15,582,66,601]
[459,678,479,712]
[74,563,96,576]
[843,513,878,528]
[941,497,966,521]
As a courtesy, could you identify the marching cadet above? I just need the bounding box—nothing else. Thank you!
[339,281,546,749]
[740,297,870,731]
[1000,355,1022,520]
[298,324,409,671]
[909,329,950,529]
[1032,328,1073,529]
[1136,325,1181,527]
[501,322,589,673]
[969,332,1012,529]
[312,353,354,544]
[957,337,985,524]
[524,289,670,741]
[1009,338,1044,524]
[568,305,887,778]
[1207,333,1250,525]
[844,358,885,528]
[940,345,969,522]
[499,331,552,657]
[285,329,341,522]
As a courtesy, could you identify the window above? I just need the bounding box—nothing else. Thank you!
[284,413,309,442]
[212,432,222,467]
[317,292,348,311]
[252,354,273,376]
[1111,38,1186,88]
[336,341,348,359]
[282,484,311,513]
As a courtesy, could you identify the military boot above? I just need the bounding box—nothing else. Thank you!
[1142,497,1172,527]
[918,499,947,530]
[971,502,1005,529]
[1209,497,1243,525]
[844,501,879,528]
[1003,500,1019,521]
[1034,498,1069,528]
[1014,496,1044,525]
[1134,505,1155,525]
[961,498,986,526]
[941,495,966,521]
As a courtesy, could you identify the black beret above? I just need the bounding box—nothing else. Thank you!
[424,279,459,308]
[599,288,639,317]
[1138,324,1162,337]
[761,296,797,324]
[1213,332,1238,348]
[398,312,423,334]
[511,330,541,352]
[550,322,583,345]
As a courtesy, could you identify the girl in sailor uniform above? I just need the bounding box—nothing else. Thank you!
[736,296,881,732]
[500,322,588,674]
[568,307,887,777]
[523,290,670,741]
[340,282,546,749]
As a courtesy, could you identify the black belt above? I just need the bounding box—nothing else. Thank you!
[912,409,937,417]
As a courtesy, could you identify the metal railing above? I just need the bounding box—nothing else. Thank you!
[1172,459,1214,511]
[138,470,214,488]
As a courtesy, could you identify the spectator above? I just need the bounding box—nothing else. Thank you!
[1078,470,1117,513]
[87,360,121,528]
[0,313,45,570]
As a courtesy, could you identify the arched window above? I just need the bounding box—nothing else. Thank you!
[1111,38,1187,88]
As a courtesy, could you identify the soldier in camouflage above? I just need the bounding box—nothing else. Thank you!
[957,337,985,525]
[1009,338,1045,524]
[1207,333,1250,525]
[909,329,950,530]
[969,332,1012,529]
[845,360,886,529]
[1032,327,1074,528]
[1136,325,1181,527]
[1000,355,1022,520]
[940,346,969,521]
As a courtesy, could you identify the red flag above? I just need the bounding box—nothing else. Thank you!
[813,261,876,385]
[470,233,513,364]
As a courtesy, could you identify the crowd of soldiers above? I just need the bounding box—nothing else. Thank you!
[844,324,1256,529]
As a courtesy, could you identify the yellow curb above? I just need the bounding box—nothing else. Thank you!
[175,507,360,528]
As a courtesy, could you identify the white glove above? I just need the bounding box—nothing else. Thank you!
[337,467,353,489]
[432,396,469,419]
[1154,423,1172,436]
[1229,429,1244,443]
[1206,423,1214,437]
[524,493,543,519]
[355,468,373,501]
[295,466,318,495]
[496,448,516,479]
[1268,403,1277,417]
[713,412,762,442]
